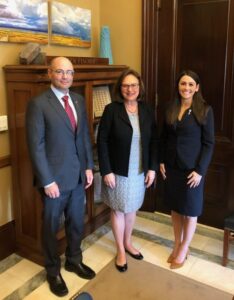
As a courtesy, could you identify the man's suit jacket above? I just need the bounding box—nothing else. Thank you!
[97,101,158,177]
[26,88,93,191]
[160,107,214,176]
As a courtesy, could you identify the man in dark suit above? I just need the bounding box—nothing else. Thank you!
[26,57,95,297]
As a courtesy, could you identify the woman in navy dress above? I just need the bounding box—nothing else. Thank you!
[160,70,214,269]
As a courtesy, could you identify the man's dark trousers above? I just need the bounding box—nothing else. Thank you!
[42,182,85,276]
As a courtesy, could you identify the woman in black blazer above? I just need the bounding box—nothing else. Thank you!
[97,69,157,272]
[160,70,214,269]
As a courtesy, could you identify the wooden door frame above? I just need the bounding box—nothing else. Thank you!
[140,0,160,212]
[142,0,179,105]
[141,0,159,106]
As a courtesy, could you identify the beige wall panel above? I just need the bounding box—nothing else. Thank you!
[100,0,141,72]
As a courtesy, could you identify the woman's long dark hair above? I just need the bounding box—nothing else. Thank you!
[166,70,209,125]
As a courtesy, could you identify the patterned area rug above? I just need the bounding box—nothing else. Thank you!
[74,256,233,300]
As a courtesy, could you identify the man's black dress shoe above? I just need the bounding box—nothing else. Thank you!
[65,262,96,280]
[47,273,68,297]
[115,262,128,272]
[125,249,144,260]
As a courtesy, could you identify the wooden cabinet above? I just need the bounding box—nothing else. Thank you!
[4,63,127,265]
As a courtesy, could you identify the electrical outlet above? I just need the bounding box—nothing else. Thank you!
[0,115,8,131]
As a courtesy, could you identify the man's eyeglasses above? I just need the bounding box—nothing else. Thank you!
[51,69,74,76]
[121,83,139,90]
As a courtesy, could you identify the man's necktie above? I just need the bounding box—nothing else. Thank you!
[62,95,77,132]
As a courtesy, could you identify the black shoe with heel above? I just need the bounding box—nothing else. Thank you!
[115,262,128,272]
[125,249,144,260]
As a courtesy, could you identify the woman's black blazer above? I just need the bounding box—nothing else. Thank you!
[97,101,158,177]
[160,107,215,176]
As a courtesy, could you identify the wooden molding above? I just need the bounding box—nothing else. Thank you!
[46,56,109,65]
[141,0,158,106]
[0,221,16,260]
[0,155,11,168]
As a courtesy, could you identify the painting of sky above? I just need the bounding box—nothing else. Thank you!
[0,0,48,43]
[51,1,91,47]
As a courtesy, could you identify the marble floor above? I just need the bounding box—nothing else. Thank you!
[1,212,234,300]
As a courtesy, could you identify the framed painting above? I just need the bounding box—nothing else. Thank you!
[50,1,91,47]
[0,0,48,44]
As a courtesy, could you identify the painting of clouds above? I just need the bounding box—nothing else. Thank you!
[51,1,91,47]
[0,0,48,43]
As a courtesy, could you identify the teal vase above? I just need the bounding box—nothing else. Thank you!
[99,26,113,64]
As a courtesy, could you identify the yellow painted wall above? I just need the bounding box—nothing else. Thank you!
[0,0,141,226]
[100,0,141,72]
